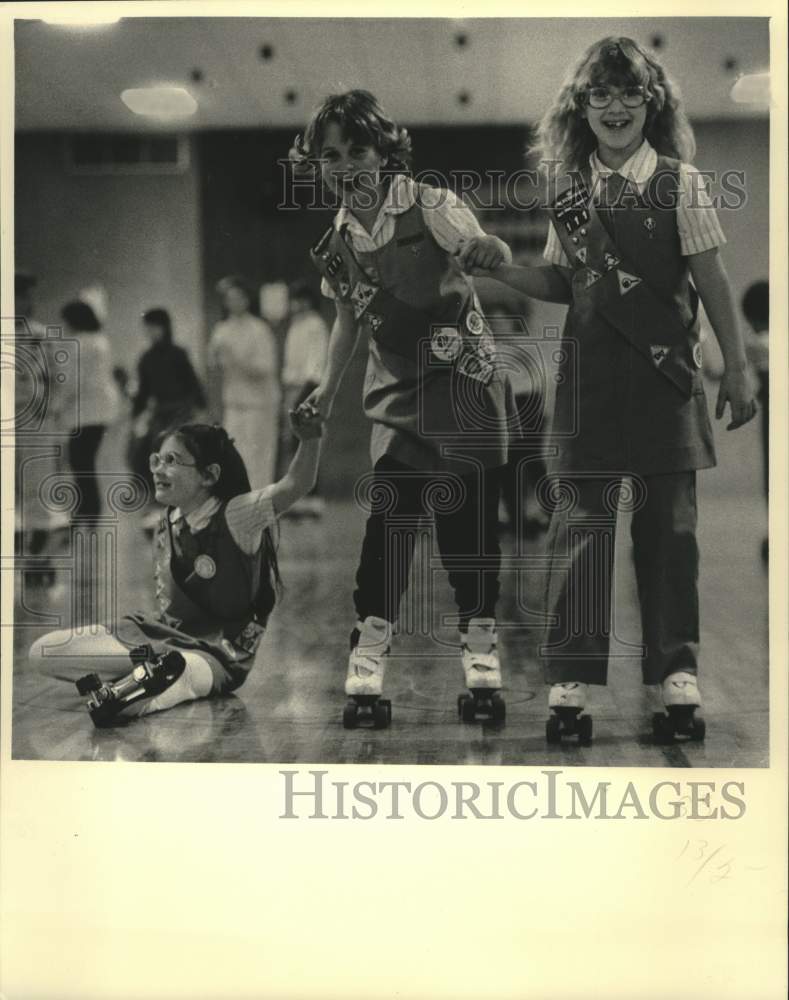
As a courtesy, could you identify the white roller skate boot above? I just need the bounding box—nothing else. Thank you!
[457,618,505,724]
[653,671,705,744]
[342,616,392,730]
[546,681,592,745]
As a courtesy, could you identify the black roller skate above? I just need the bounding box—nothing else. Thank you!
[75,645,186,728]
[546,682,593,745]
[342,617,392,730]
[457,619,505,725]
[652,672,705,744]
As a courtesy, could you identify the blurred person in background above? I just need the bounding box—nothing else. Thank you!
[277,279,329,515]
[129,307,207,528]
[741,280,769,562]
[59,299,120,520]
[208,275,280,490]
[14,271,68,589]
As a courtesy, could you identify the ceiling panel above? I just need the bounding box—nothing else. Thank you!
[13,16,771,131]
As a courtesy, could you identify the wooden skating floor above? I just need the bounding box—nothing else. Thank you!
[11,416,770,767]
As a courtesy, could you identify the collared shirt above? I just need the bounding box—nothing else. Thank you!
[169,484,276,557]
[543,140,726,266]
[321,174,510,298]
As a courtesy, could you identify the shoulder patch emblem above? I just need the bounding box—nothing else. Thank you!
[650,345,671,367]
[617,270,642,295]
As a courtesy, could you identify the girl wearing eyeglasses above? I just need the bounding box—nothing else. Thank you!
[468,36,755,744]
[29,408,323,726]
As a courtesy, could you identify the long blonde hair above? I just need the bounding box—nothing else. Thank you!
[531,36,696,172]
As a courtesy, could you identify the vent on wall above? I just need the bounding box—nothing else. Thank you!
[66,134,189,174]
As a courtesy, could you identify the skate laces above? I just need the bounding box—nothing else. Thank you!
[463,650,499,672]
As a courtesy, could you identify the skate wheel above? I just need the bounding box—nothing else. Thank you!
[546,714,562,744]
[652,712,674,745]
[491,693,506,725]
[89,701,119,729]
[76,673,102,696]
[342,702,359,730]
[460,694,476,723]
[372,700,390,729]
[690,716,706,742]
[577,713,593,746]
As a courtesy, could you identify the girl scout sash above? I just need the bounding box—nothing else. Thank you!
[310,224,495,386]
[550,174,701,399]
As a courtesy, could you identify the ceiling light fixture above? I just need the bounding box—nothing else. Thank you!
[730,72,770,105]
[121,87,198,119]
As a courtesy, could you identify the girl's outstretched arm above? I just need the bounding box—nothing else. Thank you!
[468,262,572,305]
[688,248,757,430]
[268,407,323,516]
[302,301,360,419]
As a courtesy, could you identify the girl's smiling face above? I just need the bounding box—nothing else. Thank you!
[319,121,386,203]
[582,83,649,167]
[151,434,218,513]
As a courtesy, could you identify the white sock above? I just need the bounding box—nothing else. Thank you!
[130,652,214,718]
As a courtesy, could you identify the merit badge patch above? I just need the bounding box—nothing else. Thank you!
[584,268,603,288]
[367,312,383,333]
[326,254,343,277]
[617,270,642,295]
[650,345,671,367]
[575,247,588,265]
[338,279,351,298]
[457,351,494,385]
[350,281,377,319]
[194,554,217,579]
[234,621,265,656]
[431,326,463,362]
[693,342,704,368]
[555,184,591,235]
[465,310,485,336]
[604,252,620,271]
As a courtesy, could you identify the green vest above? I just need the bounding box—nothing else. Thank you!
[312,188,512,473]
[549,157,716,475]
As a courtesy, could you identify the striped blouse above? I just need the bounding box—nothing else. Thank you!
[321,174,510,298]
[543,139,726,266]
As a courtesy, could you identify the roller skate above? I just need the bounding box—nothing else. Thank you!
[342,616,392,730]
[457,618,505,724]
[546,682,592,745]
[75,645,186,728]
[652,672,705,744]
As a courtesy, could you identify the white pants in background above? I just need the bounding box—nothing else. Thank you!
[223,397,280,491]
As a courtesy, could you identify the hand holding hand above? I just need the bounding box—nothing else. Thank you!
[289,401,324,440]
[456,236,507,275]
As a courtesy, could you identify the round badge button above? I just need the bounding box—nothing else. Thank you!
[194,554,217,579]
[693,342,704,369]
[465,309,484,336]
[431,327,462,362]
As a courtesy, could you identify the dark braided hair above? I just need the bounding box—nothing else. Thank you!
[156,423,282,616]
